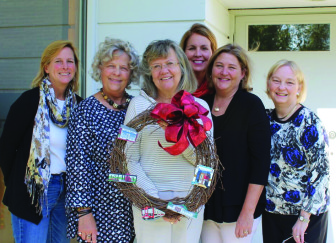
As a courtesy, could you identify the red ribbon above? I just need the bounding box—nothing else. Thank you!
[151,90,212,155]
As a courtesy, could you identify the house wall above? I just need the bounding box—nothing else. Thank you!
[86,0,229,96]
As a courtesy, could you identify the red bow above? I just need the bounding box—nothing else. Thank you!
[151,90,212,155]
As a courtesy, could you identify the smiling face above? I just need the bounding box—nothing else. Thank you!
[100,50,131,96]
[150,48,181,100]
[45,47,76,90]
[211,52,245,95]
[185,33,212,76]
[268,65,301,107]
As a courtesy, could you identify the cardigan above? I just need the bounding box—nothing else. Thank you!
[124,90,213,198]
[0,87,82,224]
[202,89,271,223]
[265,106,329,216]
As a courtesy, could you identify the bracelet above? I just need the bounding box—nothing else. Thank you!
[77,208,92,218]
[76,207,91,212]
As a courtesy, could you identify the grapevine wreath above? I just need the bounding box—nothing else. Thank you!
[109,90,222,218]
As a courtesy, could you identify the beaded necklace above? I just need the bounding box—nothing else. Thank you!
[100,88,131,110]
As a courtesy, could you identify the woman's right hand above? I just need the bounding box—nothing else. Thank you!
[78,213,98,243]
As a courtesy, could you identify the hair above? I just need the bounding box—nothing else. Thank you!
[141,39,198,98]
[206,43,253,92]
[180,23,218,53]
[31,40,80,92]
[91,37,140,88]
[266,59,307,103]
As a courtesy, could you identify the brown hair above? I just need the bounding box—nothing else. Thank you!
[31,40,80,92]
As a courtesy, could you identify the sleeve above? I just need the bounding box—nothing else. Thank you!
[301,115,329,215]
[124,99,159,198]
[65,105,95,208]
[0,92,37,184]
[247,97,271,185]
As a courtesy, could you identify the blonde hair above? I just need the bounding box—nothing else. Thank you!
[141,39,198,98]
[91,37,140,88]
[180,23,217,53]
[31,40,79,92]
[266,60,307,103]
[206,44,253,92]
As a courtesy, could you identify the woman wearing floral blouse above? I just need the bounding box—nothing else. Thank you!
[263,60,329,243]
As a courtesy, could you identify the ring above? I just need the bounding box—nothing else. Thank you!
[78,232,82,236]
[296,235,300,238]
[243,230,248,234]
[87,234,92,238]
[171,222,173,225]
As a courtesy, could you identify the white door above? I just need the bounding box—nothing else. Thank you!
[235,13,336,243]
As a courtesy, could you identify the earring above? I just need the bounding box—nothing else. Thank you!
[296,92,300,97]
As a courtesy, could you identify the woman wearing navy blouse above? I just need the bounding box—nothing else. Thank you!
[65,37,140,243]
[262,60,329,243]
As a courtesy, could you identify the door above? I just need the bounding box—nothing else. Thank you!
[235,12,336,243]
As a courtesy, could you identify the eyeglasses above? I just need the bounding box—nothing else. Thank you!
[150,61,179,72]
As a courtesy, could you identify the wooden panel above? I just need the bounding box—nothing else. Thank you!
[0,0,69,27]
[0,58,40,90]
[0,26,70,58]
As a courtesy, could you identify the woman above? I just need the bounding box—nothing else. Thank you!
[65,37,140,243]
[180,23,217,98]
[0,40,82,243]
[200,44,271,243]
[262,60,329,243]
[124,39,213,243]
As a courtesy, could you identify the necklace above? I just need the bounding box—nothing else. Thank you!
[278,104,298,120]
[100,88,131,110]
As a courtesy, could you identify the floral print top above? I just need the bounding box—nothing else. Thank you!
[265,106,330,216]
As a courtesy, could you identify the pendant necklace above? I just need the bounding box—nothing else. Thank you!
[100,88,131,110]
[278,104,298,120]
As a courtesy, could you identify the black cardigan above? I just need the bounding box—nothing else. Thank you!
[0,87,82,224]
[203,89,271,223]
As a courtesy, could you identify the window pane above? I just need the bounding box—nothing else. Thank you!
[248,24,330,51]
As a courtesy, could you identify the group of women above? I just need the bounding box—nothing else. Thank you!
[0,22,329,243]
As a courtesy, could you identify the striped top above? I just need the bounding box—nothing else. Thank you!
[124,90,213,198]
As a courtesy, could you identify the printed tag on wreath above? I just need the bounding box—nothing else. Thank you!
[118,125,138,142]
[191,165,214,188]
[167,202,198,219]
[108,173,137,184]
[141,206,165,220]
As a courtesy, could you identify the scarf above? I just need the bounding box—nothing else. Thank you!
[25,78,76,213]
[192,77,213,98]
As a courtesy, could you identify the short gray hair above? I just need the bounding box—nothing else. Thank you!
[91,37,140,88]
[141,39,197,98]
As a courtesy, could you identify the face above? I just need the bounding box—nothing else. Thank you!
[185,33,212,74]
[45,47,76,90]
[150,48,181,99]
[268,65,301,107]
[100,51,131,96]
[211,52,245,94]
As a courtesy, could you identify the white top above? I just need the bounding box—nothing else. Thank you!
[124,90,213,198]
[49,99,67,174]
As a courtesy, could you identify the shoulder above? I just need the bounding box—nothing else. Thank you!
[11,88,39,110]
[128,91,155,110]
[75,94,83,103]
[194,97,211,110]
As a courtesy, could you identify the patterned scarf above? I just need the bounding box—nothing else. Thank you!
[25,78,76,213]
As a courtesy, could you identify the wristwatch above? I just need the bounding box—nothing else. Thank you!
[299,215,310,223]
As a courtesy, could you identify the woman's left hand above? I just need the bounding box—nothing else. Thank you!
[235,210,254,238]
[292,219,309,243]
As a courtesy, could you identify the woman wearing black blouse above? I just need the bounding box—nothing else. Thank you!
[200,44,271,243]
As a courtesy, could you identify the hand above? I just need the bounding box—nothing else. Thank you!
[78,213,98,243]
[235,210,254,238]
[292,219,309,243]
[158,120,168,131]
[163,215,182,224]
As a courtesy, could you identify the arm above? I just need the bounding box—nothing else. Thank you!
[124,98,159,198]
[65,105,97,241]
[292,115,329,243]
[0,90,38,184]
[236,96,271,238]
